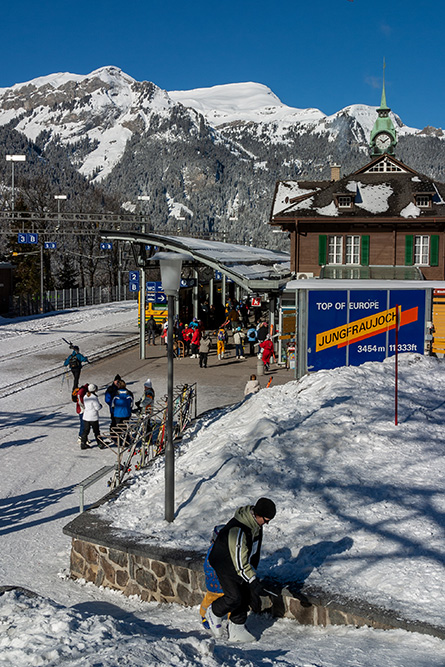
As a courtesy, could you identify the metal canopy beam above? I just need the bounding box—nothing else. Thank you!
[100,230,291,294]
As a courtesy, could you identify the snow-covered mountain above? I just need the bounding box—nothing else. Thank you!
[1,67,444,247]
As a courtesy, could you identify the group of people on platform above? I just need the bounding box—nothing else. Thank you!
[146,311,275,371]
[64,345,155,451]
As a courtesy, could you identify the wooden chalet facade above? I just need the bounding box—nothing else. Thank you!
[270,154,445,281]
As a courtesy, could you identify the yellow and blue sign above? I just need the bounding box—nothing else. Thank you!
[308,290,425,371]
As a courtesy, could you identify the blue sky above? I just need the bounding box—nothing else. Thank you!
[1,0,443,129]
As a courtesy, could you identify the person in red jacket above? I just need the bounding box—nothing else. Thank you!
[259,335,274,372]
[190,325,202,358]
[72,383,89,445]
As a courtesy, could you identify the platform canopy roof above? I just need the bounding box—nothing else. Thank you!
[101,230,291,292]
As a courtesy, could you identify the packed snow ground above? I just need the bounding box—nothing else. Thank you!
[0,304,444,666]
[97,354,445,629]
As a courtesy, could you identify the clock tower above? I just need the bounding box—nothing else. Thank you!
[369,65,397,157]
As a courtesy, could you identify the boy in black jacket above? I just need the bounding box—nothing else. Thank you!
[206,497,276,643]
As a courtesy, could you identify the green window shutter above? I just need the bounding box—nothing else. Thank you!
[430,235,439,266]
[405,235,414,266]
[318,235,327,265]
[361,235,370,266]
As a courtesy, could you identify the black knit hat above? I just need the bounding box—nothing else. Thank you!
[253,497,276,520]
[114,374,121,381]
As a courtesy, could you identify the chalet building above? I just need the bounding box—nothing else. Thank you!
[270,85,445,282]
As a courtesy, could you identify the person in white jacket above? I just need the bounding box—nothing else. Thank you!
[80,384,104,450]
[244,374,261,397]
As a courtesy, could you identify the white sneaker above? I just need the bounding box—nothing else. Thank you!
[227,621,256,643]
[205,605,224,638]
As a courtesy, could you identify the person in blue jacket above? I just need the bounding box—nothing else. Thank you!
[105,374,122,428]
[111,381,134,428]
[246,326,257,356]
[64,345,89,391]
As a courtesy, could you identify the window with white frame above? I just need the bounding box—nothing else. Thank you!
[338,195,352,208]
[345,235,360,264]
[415,195,431,208]
[414,235,429,265]
[366,158,404,173]
[328,236,343,264]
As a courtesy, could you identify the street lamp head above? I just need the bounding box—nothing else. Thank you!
[150,251,191,296]
[137,195,150,201]
[54,195,67,200]
[6,154,26,162]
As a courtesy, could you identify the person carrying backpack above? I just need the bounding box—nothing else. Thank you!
[64,345,89,391]
[246,326,257,356]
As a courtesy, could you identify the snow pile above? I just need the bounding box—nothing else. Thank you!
[96,354,445,628]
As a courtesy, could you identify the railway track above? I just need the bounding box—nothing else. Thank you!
[0,335,139,400]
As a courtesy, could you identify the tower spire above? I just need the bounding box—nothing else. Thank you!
[369,59,397,157]
[380,58,389,110]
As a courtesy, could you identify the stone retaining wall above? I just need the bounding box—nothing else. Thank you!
[63,507,445,639]
[70,537,205,607]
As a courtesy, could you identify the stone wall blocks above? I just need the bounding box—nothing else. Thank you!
[176,566,190,585]
[158,578,175,599]
[177,583,203,607]
[99,556,116,584]
[116,569,130,588]
[135,567,157,591]
[151,560,166,578]
[109,549,129,568]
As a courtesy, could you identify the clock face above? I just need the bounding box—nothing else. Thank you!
[375,133,391,150]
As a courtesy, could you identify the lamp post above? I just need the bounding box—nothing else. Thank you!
[6,154,26,214]
[137,196,150,360]
[54,194,67,230]
[151,251,190,522]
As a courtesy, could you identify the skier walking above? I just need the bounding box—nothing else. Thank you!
[64,345,89,391]
[206,497,276,643]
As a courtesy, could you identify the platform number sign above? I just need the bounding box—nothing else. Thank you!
[17,233,39,244]
[129,270,140,293]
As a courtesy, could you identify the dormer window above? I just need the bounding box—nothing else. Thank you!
[337,195,353,208]
[415,194,431,208]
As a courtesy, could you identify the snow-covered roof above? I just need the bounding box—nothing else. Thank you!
[271,155,445,221]
[101,231,291,291]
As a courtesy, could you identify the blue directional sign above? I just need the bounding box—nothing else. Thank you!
[156,292,167,304]
[44,242,57,249]
[215,271,222,280]
[129,282,139,292]
[17,234,27,244]
[146,281,157,291]
[100,242,113,250]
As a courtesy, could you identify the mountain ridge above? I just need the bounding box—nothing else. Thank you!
[1,66,445,247]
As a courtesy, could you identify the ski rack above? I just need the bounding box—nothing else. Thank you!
[104,383,197,490]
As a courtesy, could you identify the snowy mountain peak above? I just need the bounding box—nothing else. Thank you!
[169,81,326,127]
